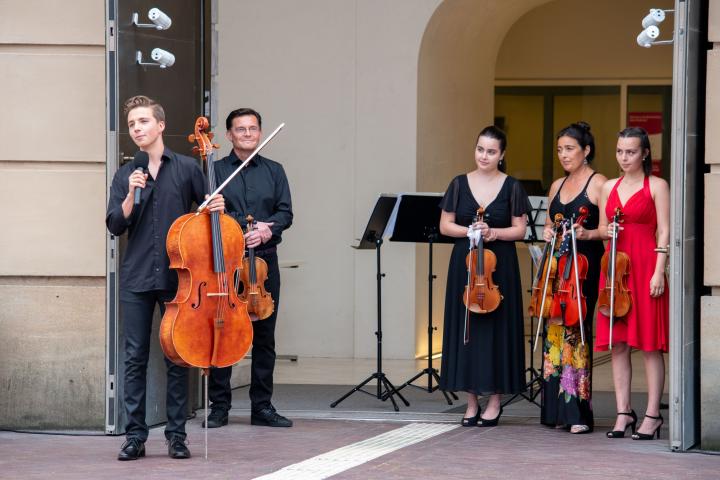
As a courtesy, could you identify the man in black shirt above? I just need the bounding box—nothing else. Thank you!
[106,95,224,460]
[205,108,293,428]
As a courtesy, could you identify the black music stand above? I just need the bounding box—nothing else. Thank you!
[330,194,410,411]
[386,194,458,405]
[502,195,547,408]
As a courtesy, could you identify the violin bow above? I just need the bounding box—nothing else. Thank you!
[569,213,585,345]
[196,123,285,213]
[608,208,621,350]
[463,207,484,345]
[463,258,472,345]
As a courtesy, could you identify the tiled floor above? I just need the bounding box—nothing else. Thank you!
[1,413,715,480]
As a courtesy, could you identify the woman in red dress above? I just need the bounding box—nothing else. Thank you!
[596,127,670,440]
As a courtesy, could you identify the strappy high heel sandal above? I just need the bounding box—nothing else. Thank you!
[632,414,663,440]
[606,410,637,438]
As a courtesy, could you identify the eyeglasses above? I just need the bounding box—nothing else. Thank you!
[235,126,259,134]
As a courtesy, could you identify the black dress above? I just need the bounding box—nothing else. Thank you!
[540,173,604,428]
[438,175,531,395]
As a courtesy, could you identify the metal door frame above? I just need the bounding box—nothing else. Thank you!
[669,0,705,452]
[105,0,120,434]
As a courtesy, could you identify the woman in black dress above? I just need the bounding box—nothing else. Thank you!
[439,126,531,427]
[539,122,606,434]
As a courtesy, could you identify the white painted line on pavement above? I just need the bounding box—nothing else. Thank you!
[252,422,459,480]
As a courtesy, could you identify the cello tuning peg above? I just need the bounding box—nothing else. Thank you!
[187,134,196,143]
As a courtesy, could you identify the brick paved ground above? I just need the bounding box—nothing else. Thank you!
[1,414,718,480]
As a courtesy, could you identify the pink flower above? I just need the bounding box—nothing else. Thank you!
[560,366,578,397]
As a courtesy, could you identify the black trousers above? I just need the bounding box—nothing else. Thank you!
[120,289,188,441]
[208,253,280,412]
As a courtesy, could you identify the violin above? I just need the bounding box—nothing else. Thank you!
[463,206,502,315]
[550,207,589,328]
[237,215,275,321]
[528,214,563,319]
[598,207,632,347]
[160,117,253,371]
[531,214,563,351]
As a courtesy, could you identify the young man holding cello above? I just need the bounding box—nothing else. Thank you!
[205,108,294,429]
[105,95,225,460]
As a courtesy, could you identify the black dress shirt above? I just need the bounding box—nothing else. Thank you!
[213,151,293,248]
[106,148,207,292]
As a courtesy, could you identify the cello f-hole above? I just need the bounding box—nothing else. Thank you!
[191,281,207,309]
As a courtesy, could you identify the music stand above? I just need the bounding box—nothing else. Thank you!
[385,193,458,405]
[330,194,410,411]
[502,195,547,408]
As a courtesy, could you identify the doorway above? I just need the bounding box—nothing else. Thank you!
[105,0,211,434]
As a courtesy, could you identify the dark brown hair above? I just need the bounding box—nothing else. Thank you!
[557,121,595,163]
[618,126,653,176]
[476,125,508,173]
[226,108,262,131]
[122,95,165,122]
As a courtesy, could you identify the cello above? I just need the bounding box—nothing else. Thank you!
[237,214,275,321]
[462,206,502,344]
[597,207,633,349]
[159,117,254,458]
[160,117,253,371]
[550,207,589,344]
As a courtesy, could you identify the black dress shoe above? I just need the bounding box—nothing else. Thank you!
[461,412,480,427]
[251,406,293,427]
[117,438,145,461]
[202,409,229,428]
[478,407,503,427]
[167,435,191,459]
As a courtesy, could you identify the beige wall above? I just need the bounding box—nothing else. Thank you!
[496,0,674,82]
[215,0,440,359]
[0,1,106,428]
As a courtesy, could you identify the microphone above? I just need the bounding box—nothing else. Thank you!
[133,151,149,206]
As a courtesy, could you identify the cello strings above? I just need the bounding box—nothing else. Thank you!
[207,150,226,331]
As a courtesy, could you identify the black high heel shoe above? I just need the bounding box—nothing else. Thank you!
[478,407,503,427]
[461,411,480,427]
[606,410,637,438]
[632,414,663,440]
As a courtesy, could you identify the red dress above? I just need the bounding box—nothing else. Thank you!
[596,176,669,352]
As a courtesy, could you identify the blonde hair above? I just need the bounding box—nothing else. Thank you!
[122,95,165,122]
